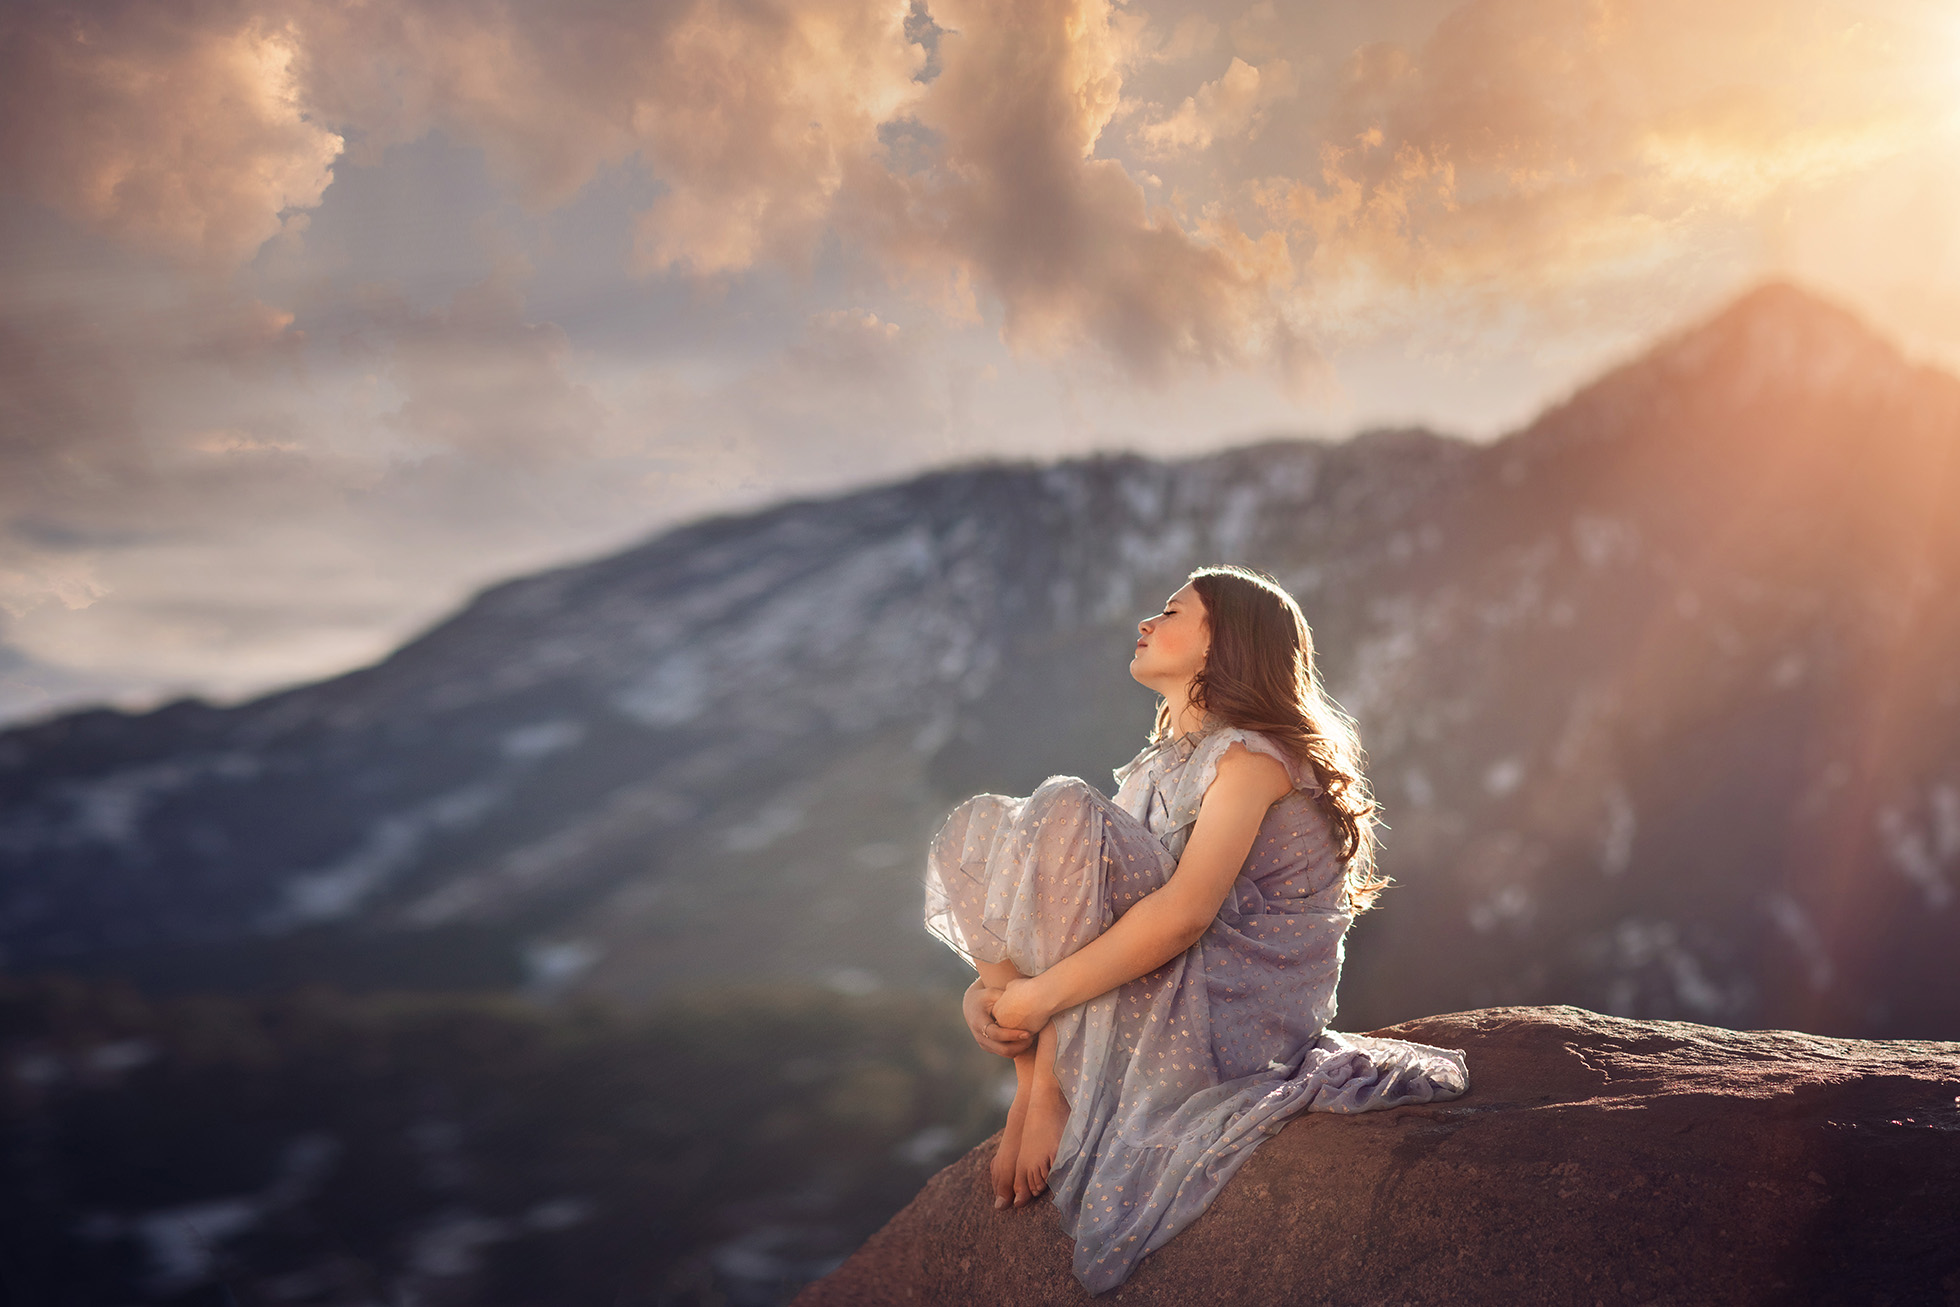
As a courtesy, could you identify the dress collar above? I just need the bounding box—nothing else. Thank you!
[1114,718,1225,787]
[1166,718,1223,764]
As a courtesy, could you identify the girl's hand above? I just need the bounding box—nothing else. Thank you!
[990,976,1054,1036]
[963,979,1033,1057]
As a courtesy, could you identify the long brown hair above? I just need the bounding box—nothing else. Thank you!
[1150,565,1387,912]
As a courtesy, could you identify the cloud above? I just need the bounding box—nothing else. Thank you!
[0,276,311,635]
[0,269,366,701]
[627,306,966,505]
[0,307,138,492]
[0,273,344,631]
[0,0,342,266]
[1139,11,1218,65]
[1226,0,1282,63]
[0,0,1311,381]
[0,304,140,628]
[2,0,1949,374]
[295,0,928,277]
[0,544,110,620]
[0,271,311,525]
[862,0,1309,383]
[382,262,607,467]
[0,239,645,705]
[1256,0,1942,333]
[625,1,930,275]
[347,265,676,558]
[1138,56,1295,155]
[2,0,928,279]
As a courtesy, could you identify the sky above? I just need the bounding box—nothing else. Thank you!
[3,0,1959,723]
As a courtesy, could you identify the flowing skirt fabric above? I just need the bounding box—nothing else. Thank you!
[925,776,1468,1294]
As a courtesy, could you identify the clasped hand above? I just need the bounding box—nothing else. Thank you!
[962,977,1053,1057]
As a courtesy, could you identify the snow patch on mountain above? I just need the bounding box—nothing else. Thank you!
[1876,784,1960,911]
[272,785,503,926]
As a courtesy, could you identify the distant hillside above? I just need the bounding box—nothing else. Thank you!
[2,280,1958,1037]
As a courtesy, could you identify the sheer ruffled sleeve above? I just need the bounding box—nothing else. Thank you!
[1213,728,1322,796]
[1159,727,1321,856]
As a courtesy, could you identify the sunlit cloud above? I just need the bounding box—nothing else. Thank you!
[1247,0,1948,342]
[295,0,930,279]
[1137,56,1295,155]
[858,0,1310,382]
[0,0,342,266]
[8,0,1948,366]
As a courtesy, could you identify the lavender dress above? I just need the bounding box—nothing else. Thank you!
[924,724,1469,1293]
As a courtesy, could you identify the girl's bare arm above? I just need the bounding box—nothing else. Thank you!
[990,743,1292,1032]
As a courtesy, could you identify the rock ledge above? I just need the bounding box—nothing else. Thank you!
[796,1006,1960,1306]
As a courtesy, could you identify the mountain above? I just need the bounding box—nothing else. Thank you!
[2,280,1958,1038]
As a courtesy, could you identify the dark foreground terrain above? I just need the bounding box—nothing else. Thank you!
[0,976,999,1306]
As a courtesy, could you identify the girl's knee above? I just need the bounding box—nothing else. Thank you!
[1030,775,1101,815]
[1022,779,1108,857]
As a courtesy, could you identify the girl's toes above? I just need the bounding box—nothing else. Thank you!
[990,1144,1018,1208]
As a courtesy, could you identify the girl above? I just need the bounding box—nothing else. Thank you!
[924,565,1468,1294]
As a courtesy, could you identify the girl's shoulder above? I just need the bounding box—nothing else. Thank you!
[1193,725,1323,797]
[1171,725,1322,809]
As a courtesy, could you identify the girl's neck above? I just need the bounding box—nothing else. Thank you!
[1161,692,1211,739]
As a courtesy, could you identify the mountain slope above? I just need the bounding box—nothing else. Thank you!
[2,280,1957,1037]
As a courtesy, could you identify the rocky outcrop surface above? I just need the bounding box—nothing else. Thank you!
[796,1006,1960,1306]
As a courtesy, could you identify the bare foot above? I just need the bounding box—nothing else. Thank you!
[1015,1071,1069,1205]
[992,1063,1033,1209]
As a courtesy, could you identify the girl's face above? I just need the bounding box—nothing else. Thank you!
[1130,583,1209,693]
